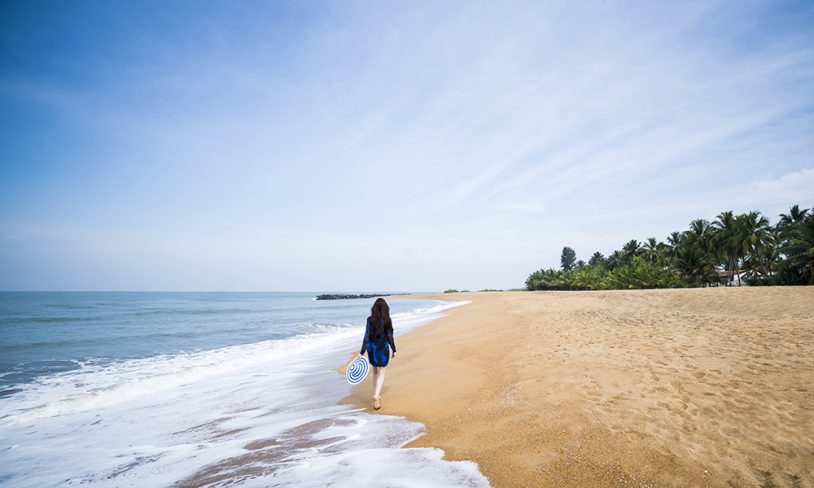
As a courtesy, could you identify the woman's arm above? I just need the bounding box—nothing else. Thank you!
[359,318,370,355]
[387,329,396,353]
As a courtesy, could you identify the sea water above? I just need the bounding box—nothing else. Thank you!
[0,292,489,487]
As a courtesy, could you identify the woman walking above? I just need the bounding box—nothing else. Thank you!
[358,297,396,410]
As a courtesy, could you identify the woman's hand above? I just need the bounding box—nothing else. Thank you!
[391,351,397,359]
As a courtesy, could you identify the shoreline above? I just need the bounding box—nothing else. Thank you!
[1,294,491,488]
[344,288,814,487]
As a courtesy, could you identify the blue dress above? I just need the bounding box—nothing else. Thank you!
[360,317,396,367]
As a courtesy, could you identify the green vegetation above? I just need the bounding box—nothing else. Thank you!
[478,289,504,292]
[526,204,814,290]
[560,246,577,271]
[443,289,460,293]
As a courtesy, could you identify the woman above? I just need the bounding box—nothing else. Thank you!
[358,297,396,410]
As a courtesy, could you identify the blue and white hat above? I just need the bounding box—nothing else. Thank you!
[346,356,369,385]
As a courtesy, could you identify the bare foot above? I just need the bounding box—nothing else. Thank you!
[373,396,381,410]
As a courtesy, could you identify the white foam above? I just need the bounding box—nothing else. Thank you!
[0,299,487,487]
[1,300,468,424]
[1,328,359,423]
[259,447,489,488]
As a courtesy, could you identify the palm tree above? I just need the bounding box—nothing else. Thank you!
[672,244,717,286]
[524,203,811,290]
[687,219,713,244]
[526,268,570,290]
[667,231,683,248]
[588,252,605,267]
[744,233,780,279]
[664,231,683,263]
[606,250,624,270]
[712,211,740,285]
[785,215,814,284]
[777,205,811,258]
[608,256,674,289]
[682,219,713,268]
[642,237,661,263]
[621,239,641,265]
[736,211,772,279]
[778,204,810,231]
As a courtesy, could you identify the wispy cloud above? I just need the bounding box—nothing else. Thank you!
[1,1,813,290]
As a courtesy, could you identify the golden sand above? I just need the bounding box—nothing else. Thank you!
[345,288,814,487]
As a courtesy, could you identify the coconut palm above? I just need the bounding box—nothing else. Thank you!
[525,203,809,289]
[686,219,713,244]
[680,219,713,270]
[608,256,674,289]
[735,211,772,279]
[621,239,641,264]
[667,231,683,248]
[712,211,741,285]
[606,250,624,270]
[778,204,810,231]
[642,237,661,263]
[664,231,683,262]
[525,268,567,290]
[777,205,811,260]
[743,232,780,279]
[672,244,717,286]
[785,215,814,284]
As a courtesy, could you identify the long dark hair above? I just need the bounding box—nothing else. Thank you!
[369,297,393,337]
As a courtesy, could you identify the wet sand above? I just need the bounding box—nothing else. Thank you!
[345,288,814,487]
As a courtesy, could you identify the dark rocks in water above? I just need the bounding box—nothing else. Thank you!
[315,293,391,300]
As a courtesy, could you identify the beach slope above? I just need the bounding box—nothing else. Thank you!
[345,288,814,487]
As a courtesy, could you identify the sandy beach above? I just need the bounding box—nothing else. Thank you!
[345,288,814,487]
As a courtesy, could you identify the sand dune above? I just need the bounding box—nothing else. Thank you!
[346,287,814,487]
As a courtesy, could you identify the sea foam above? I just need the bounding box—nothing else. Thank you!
[0,299,487,487]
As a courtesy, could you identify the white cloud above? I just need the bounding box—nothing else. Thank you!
[736,168,814,211]
[2,1,814,290]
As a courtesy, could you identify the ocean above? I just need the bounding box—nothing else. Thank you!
[0,292,489,487]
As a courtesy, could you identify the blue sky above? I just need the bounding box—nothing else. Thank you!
[1,0,813,291]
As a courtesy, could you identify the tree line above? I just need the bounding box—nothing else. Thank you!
[525,204,814,290]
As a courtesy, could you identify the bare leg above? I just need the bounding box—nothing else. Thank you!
[370,366,379,390]
[374,366,386,399]
[371,367,382,409]
[371,367,379,398]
